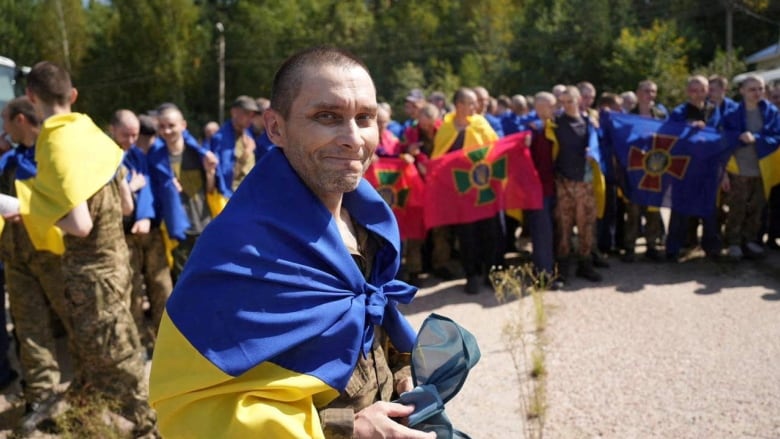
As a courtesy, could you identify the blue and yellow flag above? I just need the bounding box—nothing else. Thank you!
[721,100,780,198]
[608,113,735,217]
[16,113,123,254]
[150,148,418,438]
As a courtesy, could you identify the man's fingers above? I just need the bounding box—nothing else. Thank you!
[379,401,415,418]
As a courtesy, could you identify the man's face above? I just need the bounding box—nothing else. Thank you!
[534,99,554,120]
[637,85,657,106]
[580,88,595,109]
[231,107,255,130]
[111,120,140,151]
[559,93,580,117]
[687,81,708,106]
[708,82,725,103]
[474,89,489,114]
[270,64,378,197]
[455,91,477,118]
[251,112,265,131]
[404,100,420,119]
[158,110,187,146]
[1,108,21,143]
[740,79,764,105]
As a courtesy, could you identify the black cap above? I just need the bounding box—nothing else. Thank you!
[231,95,261,112]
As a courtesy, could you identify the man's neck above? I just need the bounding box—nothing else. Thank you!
[22,129,39,147]
[167,138,185,155]
[39,104,71,121]
[637,102,654,114]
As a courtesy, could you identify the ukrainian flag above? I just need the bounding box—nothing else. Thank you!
[150,148,418,438]
[722,100,780,198]
[16,113,123,254]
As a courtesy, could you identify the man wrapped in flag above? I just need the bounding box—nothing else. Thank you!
[721,74,780,260]
[150,47,433,439]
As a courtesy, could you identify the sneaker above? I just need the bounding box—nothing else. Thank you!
[744,242,765,259]
[766,238,780,251]
[727,245,743,261]
[576,260,602,282]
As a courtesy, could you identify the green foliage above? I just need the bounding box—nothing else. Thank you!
[2,0,778,124]
[603,20,692,106]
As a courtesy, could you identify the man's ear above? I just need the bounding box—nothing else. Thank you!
[25,88,36,104]
[264,109,286,147]
[70,88,78,105]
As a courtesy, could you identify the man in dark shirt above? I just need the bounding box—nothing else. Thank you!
[551,86,603,284]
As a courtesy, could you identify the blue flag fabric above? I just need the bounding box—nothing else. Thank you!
[608,113,735,217]
[0,146,37,180]
[122,146,156,223]
[147,130,224,241]
[165,147,418,391]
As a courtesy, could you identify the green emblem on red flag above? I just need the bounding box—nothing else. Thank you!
[376,170,410,209]
[452,146,507,205]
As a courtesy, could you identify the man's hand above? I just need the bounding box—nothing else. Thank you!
[131,218,151,234]
[353,402,436,439]
[172,177,183,193]
[240,133,256,161]
[739,131,755,145]
[128,170,147,192]
[2,212,21,223]
[203,150,219,168]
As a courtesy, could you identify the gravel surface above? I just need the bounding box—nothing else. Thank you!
[1,251,779,438]
[401,249,780,439]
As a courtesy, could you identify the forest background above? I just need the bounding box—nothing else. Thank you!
[1,0,779,131]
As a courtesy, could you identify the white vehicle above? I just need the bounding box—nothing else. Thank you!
[0,56,27,132]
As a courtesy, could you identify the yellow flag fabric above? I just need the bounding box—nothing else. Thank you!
[431,113,498,159]
[150,312,338,438]
[16,113,123,254]
[726,150,780,199]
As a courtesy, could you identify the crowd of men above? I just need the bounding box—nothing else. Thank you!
[0,53,778,437]
[376,74,780,294]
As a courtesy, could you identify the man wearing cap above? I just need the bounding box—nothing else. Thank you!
[209,95,259,194]
[402,89,425,133]
[250,97,274,159]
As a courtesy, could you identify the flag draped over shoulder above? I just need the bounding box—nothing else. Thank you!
[150,148,418,438]
[424,131,542,229]
[365,157,426,240]
[16,113,123,254]
[608,113,735,216]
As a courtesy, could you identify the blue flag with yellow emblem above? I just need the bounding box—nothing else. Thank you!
[608,113,736,216]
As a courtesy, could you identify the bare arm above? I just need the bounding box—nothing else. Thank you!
[56,201,93,237]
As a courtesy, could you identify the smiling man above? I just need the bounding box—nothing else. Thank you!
[150,47,432,439]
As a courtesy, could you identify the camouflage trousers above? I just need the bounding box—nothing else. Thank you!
[171,234,199,284]
[126,228,173,348]
[5,252,69,404]
[554,177,596,258]
[62,261,156,435]
[724,173,765,246]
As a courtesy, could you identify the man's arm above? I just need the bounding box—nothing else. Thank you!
[56,201,92,237]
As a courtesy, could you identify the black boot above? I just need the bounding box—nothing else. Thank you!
[576,258,602,282]
[555,258,570,287]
